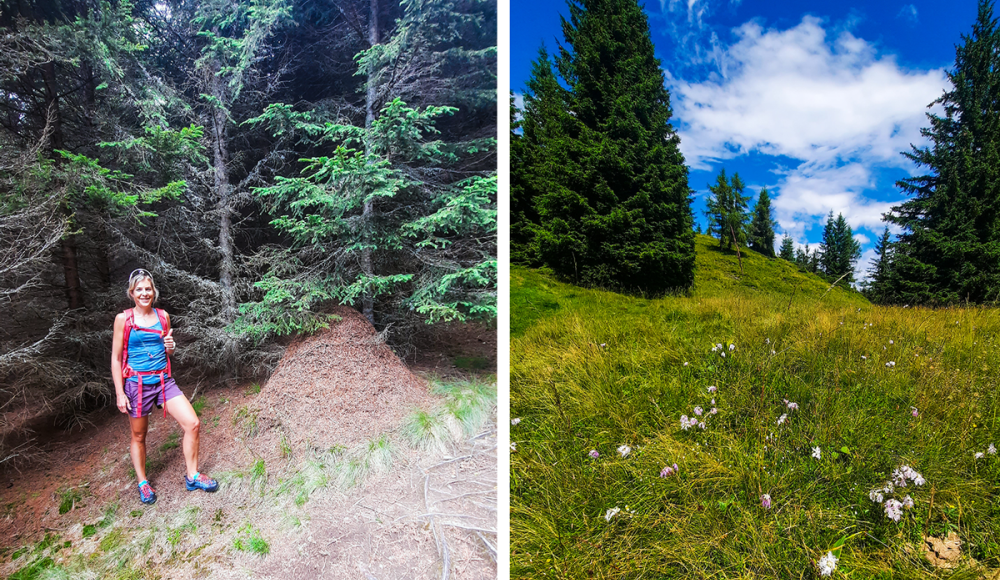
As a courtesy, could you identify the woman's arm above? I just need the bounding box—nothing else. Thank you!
[111,313,129,413]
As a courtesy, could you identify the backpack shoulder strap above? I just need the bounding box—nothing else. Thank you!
[155,308,168,333]
[155,309,172,377]
[121,309,134,377]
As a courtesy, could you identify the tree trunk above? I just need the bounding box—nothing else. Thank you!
[43,59,84,309]
[361,0,379,325]
[210,62,237,323]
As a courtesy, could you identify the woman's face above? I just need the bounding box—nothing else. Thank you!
[132,279,154,308]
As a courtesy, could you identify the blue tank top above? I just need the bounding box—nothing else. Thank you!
[127,318,167,385]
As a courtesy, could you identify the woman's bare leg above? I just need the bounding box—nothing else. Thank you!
[128,415,149,483]
[165,395,200,478]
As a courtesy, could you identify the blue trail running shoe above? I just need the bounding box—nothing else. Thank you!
[185,472,219,492]
[138,480,157,505]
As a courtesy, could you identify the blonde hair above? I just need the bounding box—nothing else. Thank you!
[127,269,159,304]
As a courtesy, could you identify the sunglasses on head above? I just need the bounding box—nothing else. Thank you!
[129,269,151,281]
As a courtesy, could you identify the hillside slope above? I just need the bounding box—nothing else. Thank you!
[511,237,1000,579]
[512,234,866,336]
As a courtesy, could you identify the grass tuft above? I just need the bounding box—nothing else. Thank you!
[232,522,269,557]
[232,405,259,438]
[400,409,449,453]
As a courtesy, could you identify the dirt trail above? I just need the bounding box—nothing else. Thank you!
[0,312,496,579]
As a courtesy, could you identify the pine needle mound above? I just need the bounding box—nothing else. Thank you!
[255,306,433,451]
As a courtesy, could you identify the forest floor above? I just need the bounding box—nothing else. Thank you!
[0,313,496,580]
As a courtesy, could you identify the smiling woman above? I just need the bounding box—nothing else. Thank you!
[111,269,218,506]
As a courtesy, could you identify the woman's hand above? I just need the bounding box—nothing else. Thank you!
[116,391,131,414]
[163,328,175,353]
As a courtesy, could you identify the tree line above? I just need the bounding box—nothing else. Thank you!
[0,0,496,438]
[514,0,1000,307]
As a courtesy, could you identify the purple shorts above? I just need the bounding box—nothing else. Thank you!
[124,376,184,418]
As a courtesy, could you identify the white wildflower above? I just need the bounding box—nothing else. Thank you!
[511,418,521,426]
[510,442,517,451]
[777,414,788,426]
[729,343,735,351]
[604,507,620,522]
[975,452,984,459]
[812,447,821,459]
[884,498,903,522]
[707,386,717,393]
[818,551,838,577]
[869,489,883,503]
[699,422,706,430]
[617,445,631,458]
[989,443,997,455]
[902,495,914,509]
[693,406,703,416]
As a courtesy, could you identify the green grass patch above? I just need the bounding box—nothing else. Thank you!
[191,396,208,416]
[232,405,260,438]
[57,487,83,515]
[232,522,269,556]
[159,432,180,453]
[244,382,262,395]
[99,529,124,552]
[82,524,98,538]
[453,355,489,370]
[511,237,1000,578]
[9,556,56,580]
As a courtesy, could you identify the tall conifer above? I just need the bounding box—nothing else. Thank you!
[705,169,749,251]
[748,187,777,257]
[885,0,1000,304]
[779,234,795,261]
[865,227,894,302]
[527,0,694,292]
[819,211,861,284]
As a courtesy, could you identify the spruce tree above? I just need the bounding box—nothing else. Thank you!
[779,233,795,261]
[704,169,750,251]
[512,48,574,266]
[885,0,1000,304]
[795,245,809,270]
[529,0,695,293]
[748,187,777,257]
[819,211,861,284]
[865,226,894,302]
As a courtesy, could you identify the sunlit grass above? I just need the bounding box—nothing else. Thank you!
[511,236,1000,579]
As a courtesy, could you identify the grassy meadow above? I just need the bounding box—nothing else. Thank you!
[510,235,1000,579]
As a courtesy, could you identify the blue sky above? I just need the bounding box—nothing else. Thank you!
[511,0,980,280]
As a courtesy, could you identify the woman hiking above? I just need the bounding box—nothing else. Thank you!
[111,269,218,505]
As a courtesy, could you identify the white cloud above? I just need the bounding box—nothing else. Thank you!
[897,4,919,24]
[670,17,946,170]
[670,16,949,254]
[771,162,897,241]
[853,232,870,245]
[512,92,524,111]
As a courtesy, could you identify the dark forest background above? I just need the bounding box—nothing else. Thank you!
[0,0,496,448]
